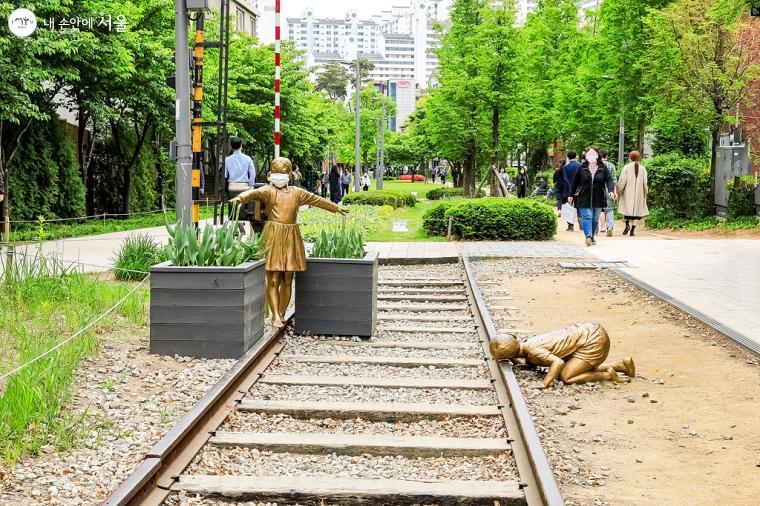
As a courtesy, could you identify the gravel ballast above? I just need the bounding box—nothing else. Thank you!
[187,446,518,482]
[222,412,506,439]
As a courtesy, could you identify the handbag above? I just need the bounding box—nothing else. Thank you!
[561,203,577,224]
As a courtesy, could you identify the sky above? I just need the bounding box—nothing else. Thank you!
[279,0,453,21]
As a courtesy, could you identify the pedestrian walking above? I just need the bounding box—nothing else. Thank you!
[562,151,582,231]
[304,164,317,193]
[341,168,351,197]
[361,172,370,191]
[431,168,437,184]
[516,168,528,198]
[321,170,329,198]
[329,165,342,204]
[554,160,565,214]
[439,167,447,185]
[569,146,615,247]
[599,149,618,236]
[616,150,649,237]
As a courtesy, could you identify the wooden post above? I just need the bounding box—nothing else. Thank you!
[447,216,453,241]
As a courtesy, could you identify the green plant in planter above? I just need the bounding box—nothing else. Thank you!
[165,209,266,266]
[311,226,365,259]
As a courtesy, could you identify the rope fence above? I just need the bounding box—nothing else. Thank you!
[0,275,149,383]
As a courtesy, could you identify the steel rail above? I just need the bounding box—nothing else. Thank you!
[462,255,564,506]
[103,309,293,506]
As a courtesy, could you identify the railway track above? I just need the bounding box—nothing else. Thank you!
[105,259,563,505]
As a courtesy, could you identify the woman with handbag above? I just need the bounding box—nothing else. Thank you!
[569,146,615,246]
[616,150,649,236]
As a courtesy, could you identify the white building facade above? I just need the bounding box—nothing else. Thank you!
[286,1,444,90]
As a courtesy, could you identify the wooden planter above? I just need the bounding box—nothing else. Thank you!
[149,260,266,359]
[295,251,378,337]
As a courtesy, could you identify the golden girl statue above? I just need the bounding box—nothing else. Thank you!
[230,157,348,327]
[490,321,635,388]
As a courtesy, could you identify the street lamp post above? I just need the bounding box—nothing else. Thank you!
[372,96,386,190]
[354,62,361,192]
[602,75,625,166]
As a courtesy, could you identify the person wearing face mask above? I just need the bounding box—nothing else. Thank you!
[516,168,529,198]
[230,157,349,327]
[569,146,615,246]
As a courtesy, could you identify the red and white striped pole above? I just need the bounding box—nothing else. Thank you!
[274,0,281,158]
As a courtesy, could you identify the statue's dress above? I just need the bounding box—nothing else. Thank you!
[236,185,339,271]
[524,321,610,368]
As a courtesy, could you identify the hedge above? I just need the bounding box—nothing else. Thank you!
[435,198,557,241]
[422,201,454,236]
[342,189,416,208]
[427,187,485,200]
[646,153,710,219]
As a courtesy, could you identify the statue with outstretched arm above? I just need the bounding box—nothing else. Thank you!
[230,157,348,327]
[490,321,635,388]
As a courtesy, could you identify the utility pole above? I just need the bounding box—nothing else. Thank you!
[354,61,361,192]
[378,99,385,190]
[175,0,192,227]
[191,12,205,229]
[274,0,281,158]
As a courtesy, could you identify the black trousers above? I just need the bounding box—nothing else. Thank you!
[342,184,349,196]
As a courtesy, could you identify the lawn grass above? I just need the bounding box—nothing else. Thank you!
[323,181,460,242]
[9,207,215,243]
[0,252,148,462]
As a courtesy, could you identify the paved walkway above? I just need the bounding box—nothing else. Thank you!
[590,237,760,353]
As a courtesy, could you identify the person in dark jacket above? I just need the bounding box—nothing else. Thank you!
[562,151,582,231]
[516,168,529,198]
[328,165,342,204]
[553,160,565,213]
[569,146,615,246]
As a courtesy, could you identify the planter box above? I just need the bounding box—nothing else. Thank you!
[149,260,266,359]
[295,251,378,337]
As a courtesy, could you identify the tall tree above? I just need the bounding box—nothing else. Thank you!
[644,0,758,213]
[314,61,353,101]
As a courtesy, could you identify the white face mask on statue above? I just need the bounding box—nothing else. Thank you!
[269,173,290,188]
[586,151,599,163]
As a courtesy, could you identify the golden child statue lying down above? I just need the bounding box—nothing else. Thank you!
[490,321,635,388]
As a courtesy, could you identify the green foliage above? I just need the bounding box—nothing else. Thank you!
[646,153,710,218]
[0,252,148,462]
[7,118,85,221]
[311,227,365,259]
[645,208,759,231]
[443,198,557,240]
[314,61,353,101]
[166,211,265,267]
[113,235,167,281]
[422,201,455,236]
[725,175,757,219]
[427,187,485,200]
[342,190,416,208]
[298,204,390,242]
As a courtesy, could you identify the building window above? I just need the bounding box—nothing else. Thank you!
[236,8,245,32]
[250,17,256,36]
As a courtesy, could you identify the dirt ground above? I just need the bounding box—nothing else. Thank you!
[495,263,760,506]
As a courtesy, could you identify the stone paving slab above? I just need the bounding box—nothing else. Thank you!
[590,239,760,354]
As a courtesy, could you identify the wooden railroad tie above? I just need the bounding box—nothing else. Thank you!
[379,280,463,288]
[377,314,475,323]
[173,475,525,505]
[312,339,477,350]
[209,431,509,457]
[378,325,475,334]
[378,288,466,295]
[378,294,469,303]
[377,304,469,312]
[237,399,501,421]
[278,354,482,368]
[259,374,492,390]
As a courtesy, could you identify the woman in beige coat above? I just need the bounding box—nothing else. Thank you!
[616,150,649,236]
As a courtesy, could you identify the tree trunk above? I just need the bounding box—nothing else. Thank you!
[709,125,719,216]
[489,106,500,196]
[452,161,463,188]
[463,141,477,198]
[637,115,645,153]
